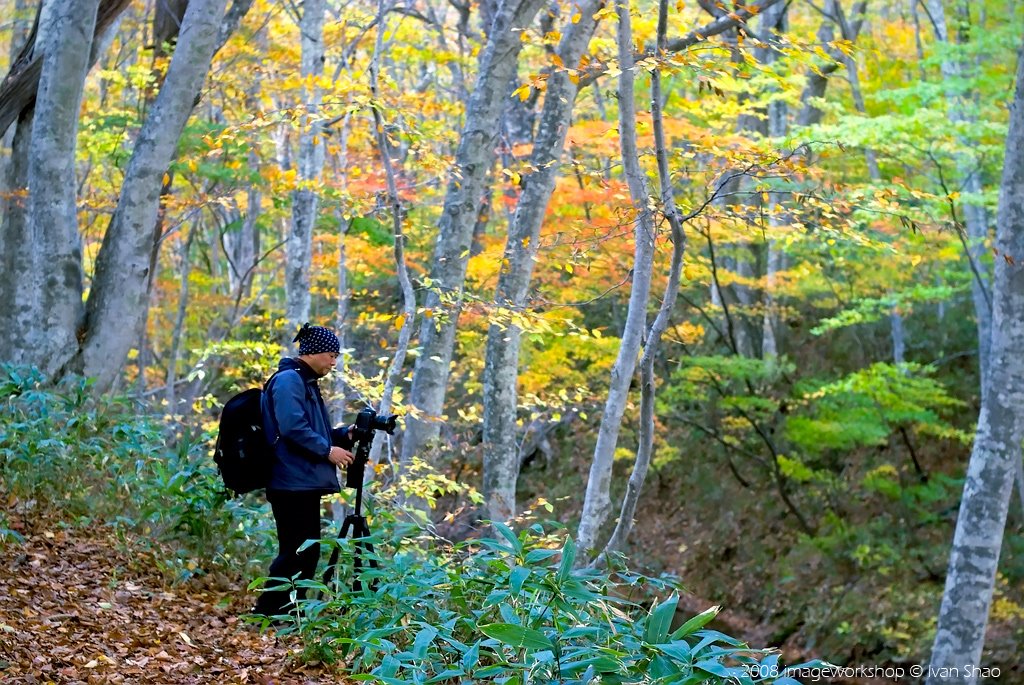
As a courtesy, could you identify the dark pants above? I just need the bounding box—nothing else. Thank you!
[253,490,323,616]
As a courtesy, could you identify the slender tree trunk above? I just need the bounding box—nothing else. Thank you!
[891,306,906,364]
[595,0,685,565]
[925,0,992,391]
[285,0,326,332]
[927,42,1024,684]
[0,0,55,363]
[224,54,264,300]
[79,0,230,390]
[22,0,100,376]
[576,0,657,558]
[480,0,603,523]
[760,3,788,359]
[365,0,417,477]
[165,219,199,412]
[398,0,545,471]
[330,117,353,416]
[0,0,32,187]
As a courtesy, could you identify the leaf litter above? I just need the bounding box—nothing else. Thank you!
[0,527,348,684]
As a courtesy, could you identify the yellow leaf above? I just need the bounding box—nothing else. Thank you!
[394,314,406,329]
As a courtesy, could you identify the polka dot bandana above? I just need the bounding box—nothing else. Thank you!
[293,323,341,355]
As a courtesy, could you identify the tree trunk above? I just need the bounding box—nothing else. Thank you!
[760,2,788,359]
[594,0,685,565]
[0,0,56,363]
[365,0,417,478]
[925,0,992,392]
[165,219,199,412]
[79,0,229,391]
[480,0,603,524]
[576,0,657,558]
[0,0,131,136]
[22,0,99,376]
[285,0,326,332]
[0,106,35,363]
[0,0,32,186]
[398,0,545,471]
[926,43,1024,684]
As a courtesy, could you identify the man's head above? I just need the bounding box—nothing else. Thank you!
[293,323,341,377]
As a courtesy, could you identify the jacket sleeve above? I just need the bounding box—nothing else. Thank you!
[271,371,331,460]
[331,425,355,450]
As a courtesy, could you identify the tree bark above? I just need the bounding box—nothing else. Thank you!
[576,0,657,558]
[480,0,603,523]
[398,0,546,471]
[760,2,788,359]
[926,42,1024,684]
[0,0,130,136]
[0,0,32,184]
[285,0,326,332]
[365,0,417,478]
[594,0,685,565]
[0,105,35,363]
[164,219,199,412]
[0,0,55,363]
[79,0,229,390]
[925,0,992,392]
[20,0,99,376]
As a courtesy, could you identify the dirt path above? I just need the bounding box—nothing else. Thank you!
[0,527,338,684]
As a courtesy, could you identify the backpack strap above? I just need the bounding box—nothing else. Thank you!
[262,369,298,445]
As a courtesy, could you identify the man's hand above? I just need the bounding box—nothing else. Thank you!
[328,446,354,466]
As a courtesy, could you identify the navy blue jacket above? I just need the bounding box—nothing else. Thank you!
[261,358,353,494]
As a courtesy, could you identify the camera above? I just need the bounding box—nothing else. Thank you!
[346,407,398,488]
[352,407,398,441]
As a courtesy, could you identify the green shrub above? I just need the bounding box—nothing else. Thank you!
[262,509,809,684]
[0,364,272,580]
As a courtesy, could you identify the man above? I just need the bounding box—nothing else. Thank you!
[253,323,354,618]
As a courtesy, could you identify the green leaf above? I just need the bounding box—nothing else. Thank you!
[480,623,554,650]
[492,521,523,555]
[557,536,576,582]
[462,641,480,671]
[644,593,679,644]
[412,625,438,659]
[524,548,559,564]
[510,565,531,595]
[669,605,720,640]
[694,659,735,678]
[655,641,692,663]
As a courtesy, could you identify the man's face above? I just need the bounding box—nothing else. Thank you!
[306,351,339,377]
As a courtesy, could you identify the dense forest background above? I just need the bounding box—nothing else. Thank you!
[1,0,1023,682]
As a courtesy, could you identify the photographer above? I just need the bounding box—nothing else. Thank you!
[252,323,355,619]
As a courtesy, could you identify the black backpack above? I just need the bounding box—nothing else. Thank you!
[213,373,284,495]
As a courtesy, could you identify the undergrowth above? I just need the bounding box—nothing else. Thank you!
[2,364,819,682]
[0,364,273,581]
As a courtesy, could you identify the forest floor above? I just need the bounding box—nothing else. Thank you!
[0,524,344,684]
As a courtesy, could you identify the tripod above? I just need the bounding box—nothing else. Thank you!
[323,437,379,592]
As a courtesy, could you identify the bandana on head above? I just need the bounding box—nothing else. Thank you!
[294,323,341,355]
